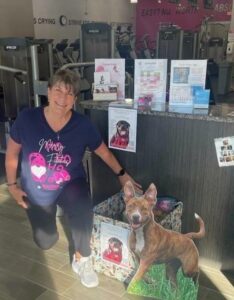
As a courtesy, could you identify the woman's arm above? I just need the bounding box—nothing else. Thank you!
[94,142,142,191]
[5,137,28,208]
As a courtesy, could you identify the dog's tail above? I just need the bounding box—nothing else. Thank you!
[183,213,205,240]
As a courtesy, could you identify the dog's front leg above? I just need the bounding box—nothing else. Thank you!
[130,258,152,283]
[128,233,139,264]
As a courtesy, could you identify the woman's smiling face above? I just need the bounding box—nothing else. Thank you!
[47,82,76,116]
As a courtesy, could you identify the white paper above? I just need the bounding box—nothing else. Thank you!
[169,60,207,106]
[134,59,167,110]
[108,107,137,153]
[214,136,234,167]
[100,222,131,268]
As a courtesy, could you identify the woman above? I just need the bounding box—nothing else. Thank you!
[5,69,141,288]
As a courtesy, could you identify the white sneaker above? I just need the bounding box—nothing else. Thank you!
[72,255,99,288]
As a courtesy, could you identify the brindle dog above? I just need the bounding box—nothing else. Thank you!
[124,181,205,285]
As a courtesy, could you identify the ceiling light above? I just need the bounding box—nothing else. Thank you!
[130,0,138,3]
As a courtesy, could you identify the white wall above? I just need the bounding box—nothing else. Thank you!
[32,0,135,41]
[0,0,34,37]
[85,0,135,23]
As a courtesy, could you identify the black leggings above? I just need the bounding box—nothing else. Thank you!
[25,178,93,257]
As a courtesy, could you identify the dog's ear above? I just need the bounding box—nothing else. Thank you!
[123,181,135,203]
[144,183,157,207]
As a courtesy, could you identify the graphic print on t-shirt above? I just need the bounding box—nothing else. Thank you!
[29,138,71,190]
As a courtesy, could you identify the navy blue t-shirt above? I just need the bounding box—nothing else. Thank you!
[10,107,102,205]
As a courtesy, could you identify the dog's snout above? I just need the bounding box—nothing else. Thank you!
[132,214,141,224]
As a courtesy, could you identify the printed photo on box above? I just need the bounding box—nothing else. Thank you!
[101,222,131,269]
[108,107,137,153]
[214,136,234,167]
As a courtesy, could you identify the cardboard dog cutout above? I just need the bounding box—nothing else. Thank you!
[123,181,205,300]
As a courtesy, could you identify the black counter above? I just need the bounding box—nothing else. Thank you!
[80,100,234,122]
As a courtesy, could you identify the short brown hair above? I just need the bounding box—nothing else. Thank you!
[48,69,80,96]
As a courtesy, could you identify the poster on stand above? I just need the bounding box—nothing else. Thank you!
[108,107,137,152]
[169,60,207,106]
[95,59,125,100]
[134,59,167,110]
[214,136,234,167]
[101,222,131,269]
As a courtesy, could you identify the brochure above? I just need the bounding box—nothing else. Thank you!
[108,107,137,153]
[134,59,167,110]
[194,89,210,108]
[169,60,207,106]
[95,59,125,100]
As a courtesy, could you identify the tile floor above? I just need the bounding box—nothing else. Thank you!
[0,183,233,300]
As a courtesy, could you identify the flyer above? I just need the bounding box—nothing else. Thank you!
[95,59,125,100]
[169,60,207,106]
[134,59,167,110]
[214,136,234,167]
[100,222,131,269]
[194,89,210,108]
[108,107,137,153]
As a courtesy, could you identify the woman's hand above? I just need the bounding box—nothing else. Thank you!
[118,172,142,194]
[8,185,29,209]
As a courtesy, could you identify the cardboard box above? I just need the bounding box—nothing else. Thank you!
[91,191,183,283]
